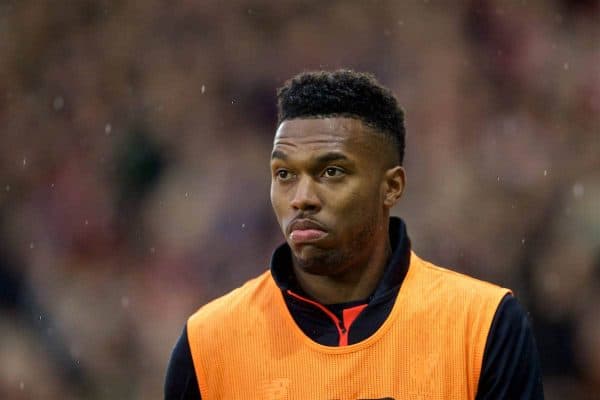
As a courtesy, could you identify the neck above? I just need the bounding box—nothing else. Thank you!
[292,234,392,305]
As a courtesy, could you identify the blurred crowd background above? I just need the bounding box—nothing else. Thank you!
[0,0,598,398]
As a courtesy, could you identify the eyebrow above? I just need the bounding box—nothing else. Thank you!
[271,150,288,160]
[314,152,349,164]
[271,150,350,164]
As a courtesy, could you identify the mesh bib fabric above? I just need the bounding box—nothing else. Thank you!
[187,252,509,400]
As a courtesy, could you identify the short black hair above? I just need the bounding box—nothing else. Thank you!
[277,70,405,165]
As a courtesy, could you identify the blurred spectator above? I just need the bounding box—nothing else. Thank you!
[0,0,598,398]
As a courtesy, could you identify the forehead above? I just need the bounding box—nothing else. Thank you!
[272,117,381,157]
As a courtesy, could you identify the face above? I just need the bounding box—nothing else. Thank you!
[270,117,404,276]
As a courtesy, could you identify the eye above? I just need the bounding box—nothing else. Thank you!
[323,167,344,178]
[276,169,292,181]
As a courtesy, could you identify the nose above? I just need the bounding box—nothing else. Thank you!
[290,176,321,212]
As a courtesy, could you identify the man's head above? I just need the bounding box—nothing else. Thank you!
[277,70,405,165]
[270,70,406,277]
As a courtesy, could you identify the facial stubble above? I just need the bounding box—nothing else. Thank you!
[291,208,381,277]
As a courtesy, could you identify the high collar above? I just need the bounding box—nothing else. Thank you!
[270,216,412,305]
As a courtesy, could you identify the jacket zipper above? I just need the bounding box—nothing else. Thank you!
[287,290,366,346]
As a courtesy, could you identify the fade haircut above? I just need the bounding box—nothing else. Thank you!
[277,70,406,165]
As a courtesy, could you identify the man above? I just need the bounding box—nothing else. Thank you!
[165,70,543,399]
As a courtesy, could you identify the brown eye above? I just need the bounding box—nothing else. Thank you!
[323,167,343,178]
[276,170,291,180]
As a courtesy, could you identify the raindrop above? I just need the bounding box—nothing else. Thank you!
[184,192,189,198]
[22,157,27,167]
[84,219,89,226]
[5,185,10,192]
[20,381,24,390]
[496,176,501,182]
[241,223,246,229]
[563,62,569,70]
[201,85,206,94]
[121,296,130,308]
[231,99,236,104]
[150,247,156,254]
[105,123,112,135]
[53,96,64,111]
[543,170,548,176]
[521,238,526,244]
[573,183,584,198]
[29,242,34,249]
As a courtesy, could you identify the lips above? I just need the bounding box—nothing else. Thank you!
[288,219,328,245]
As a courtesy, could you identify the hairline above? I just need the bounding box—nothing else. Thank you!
[276,114,401,166]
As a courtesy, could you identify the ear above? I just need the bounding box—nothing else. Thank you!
[382,166,405,208]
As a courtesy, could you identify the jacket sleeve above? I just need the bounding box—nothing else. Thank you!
[164,324,201,400]
[476,294,544,399]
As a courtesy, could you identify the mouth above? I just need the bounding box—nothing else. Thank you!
[287,219,328,245]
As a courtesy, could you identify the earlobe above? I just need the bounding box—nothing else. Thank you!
[383,166,405,208]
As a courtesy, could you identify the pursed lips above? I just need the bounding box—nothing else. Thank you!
[287,219,328,244]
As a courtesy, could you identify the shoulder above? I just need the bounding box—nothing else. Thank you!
[188,270,273,330]
[477,295,544,398]
[406,253,512,336]
[164,325,201,399]
[412,252,510,299]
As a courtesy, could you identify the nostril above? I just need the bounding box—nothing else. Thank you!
[290,198,319,211]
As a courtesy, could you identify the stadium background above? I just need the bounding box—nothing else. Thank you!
[0,0,598,398]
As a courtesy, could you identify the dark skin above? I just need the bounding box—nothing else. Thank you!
[270,117,405,304]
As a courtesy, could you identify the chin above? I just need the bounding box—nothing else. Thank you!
[292,247,348,276]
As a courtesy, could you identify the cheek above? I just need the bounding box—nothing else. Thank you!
[331,188,379,225]
[342,186,384,231]
[270,184,285,219]
[333,179,381,210]
[270,184,298,235]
